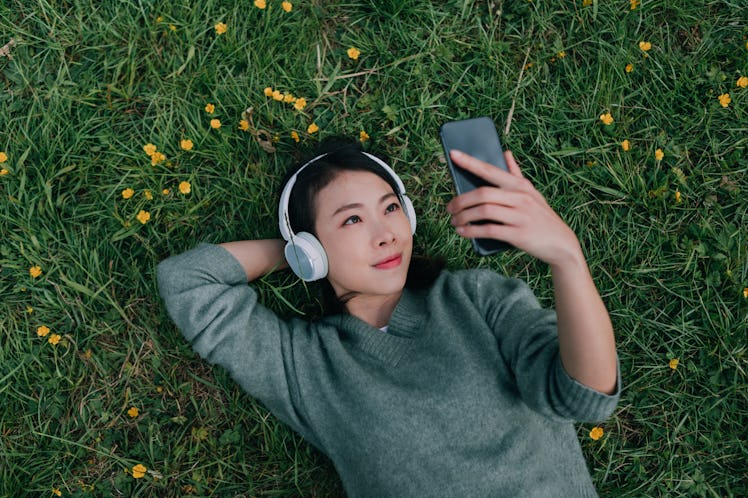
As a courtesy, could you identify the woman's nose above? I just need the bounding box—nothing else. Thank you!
[372,220,395,246]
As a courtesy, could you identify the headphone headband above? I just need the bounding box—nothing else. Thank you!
[278,153,328,241]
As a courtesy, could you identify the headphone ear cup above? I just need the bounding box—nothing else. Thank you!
[284,231,329,281]
[401,194,417,234]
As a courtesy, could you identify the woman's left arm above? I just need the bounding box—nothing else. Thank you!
[447,149,618,394]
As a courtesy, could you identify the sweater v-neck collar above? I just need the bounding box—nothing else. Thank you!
[327,286,428,366]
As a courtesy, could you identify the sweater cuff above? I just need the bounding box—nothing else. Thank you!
[554,356,622,423]
[157,243,250,298]
[188,243,247,284]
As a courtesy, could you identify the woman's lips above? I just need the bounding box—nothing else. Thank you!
[374,254,402,270]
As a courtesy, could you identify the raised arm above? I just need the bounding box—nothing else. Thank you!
[446,150,618,395]
[156,243,317,442]
[219,239,288,282]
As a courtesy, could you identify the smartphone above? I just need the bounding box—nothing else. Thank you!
[440,117,512,256]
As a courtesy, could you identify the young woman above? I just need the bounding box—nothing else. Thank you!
[157,137,620,497]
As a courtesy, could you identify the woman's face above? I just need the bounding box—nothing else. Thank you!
[313,169,413,302]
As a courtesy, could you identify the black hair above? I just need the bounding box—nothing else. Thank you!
[282,137,401,237]
[280,136,445,315]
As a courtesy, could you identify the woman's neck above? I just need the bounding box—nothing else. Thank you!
[344,291,403,328]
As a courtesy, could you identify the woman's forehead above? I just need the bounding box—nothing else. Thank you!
[314,170,395,212]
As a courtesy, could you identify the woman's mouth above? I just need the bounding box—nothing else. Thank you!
[373,254,402,270]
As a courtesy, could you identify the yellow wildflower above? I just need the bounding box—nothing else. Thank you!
[37,325,50,337]
[625,63,634,73]
[205,103,215,114]
[291,131,300,142]
[282,1,293,12]
[359,130,370,142]
[0,151,7,163]
[271,90,283,101]
[52,487,62,496]
[48,334,61,345]
[283,93,295,103]
[29,266,42,278]
[150,151,166,166]
[743,287,748,298]
[557,51,566,59]
[180,139,194,151]
[238,119,250,131]
[214,22,227,35]
[669,358,679,370]
[169,24,176,32]
[254,0,267,8]
[155,15,164,23]
[127,406,139,418]
[582,0,592,6]
[179,181,191,194]
[630,0,639,9]
[122,188,135,199]
[136,210,151,224]
[347,47,361,60]
[307,123,319,134]
[0,168,8,176]
[621,140,631,151]
[143,143,157,156]
[718,93,731,108]
[639,41,652,52]
[674,190,682,203]
[26,306,33,314]
[143,190,153,200]
[589,427,604,440]
[131,464,147,479]
[655,149,664,161]
[293,97,307,111]
[737,76,748,88]
[162,188,170,195]
[264,87,273,97]
[210,119,221,129]
[599,112,614,125]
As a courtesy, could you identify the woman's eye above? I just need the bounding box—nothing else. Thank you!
[385,202,400,213]
[343,215,361,225]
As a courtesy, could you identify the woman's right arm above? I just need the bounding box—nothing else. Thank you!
[219,239,288,282]
[156,243,317,443]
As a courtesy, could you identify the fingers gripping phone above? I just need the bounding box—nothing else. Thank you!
[440,117,512,256]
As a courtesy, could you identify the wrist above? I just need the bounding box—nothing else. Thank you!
[548,238,586,274]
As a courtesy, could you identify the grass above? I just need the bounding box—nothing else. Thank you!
[1,0,746,496]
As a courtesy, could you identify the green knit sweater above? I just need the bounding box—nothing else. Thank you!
[157,243,620,497]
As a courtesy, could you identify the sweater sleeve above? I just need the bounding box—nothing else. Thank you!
[474,270,621,423]
[156,243,318,444]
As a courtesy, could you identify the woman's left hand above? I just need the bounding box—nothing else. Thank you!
[446,149,582,268]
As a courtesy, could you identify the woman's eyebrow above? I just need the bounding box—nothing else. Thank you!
[332,192,397,217]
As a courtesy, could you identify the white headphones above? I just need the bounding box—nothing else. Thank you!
[278,151,416,281]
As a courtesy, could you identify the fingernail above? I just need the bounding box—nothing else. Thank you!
[450,149,463,158]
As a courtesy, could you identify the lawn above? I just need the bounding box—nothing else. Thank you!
[1,0,746,496]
